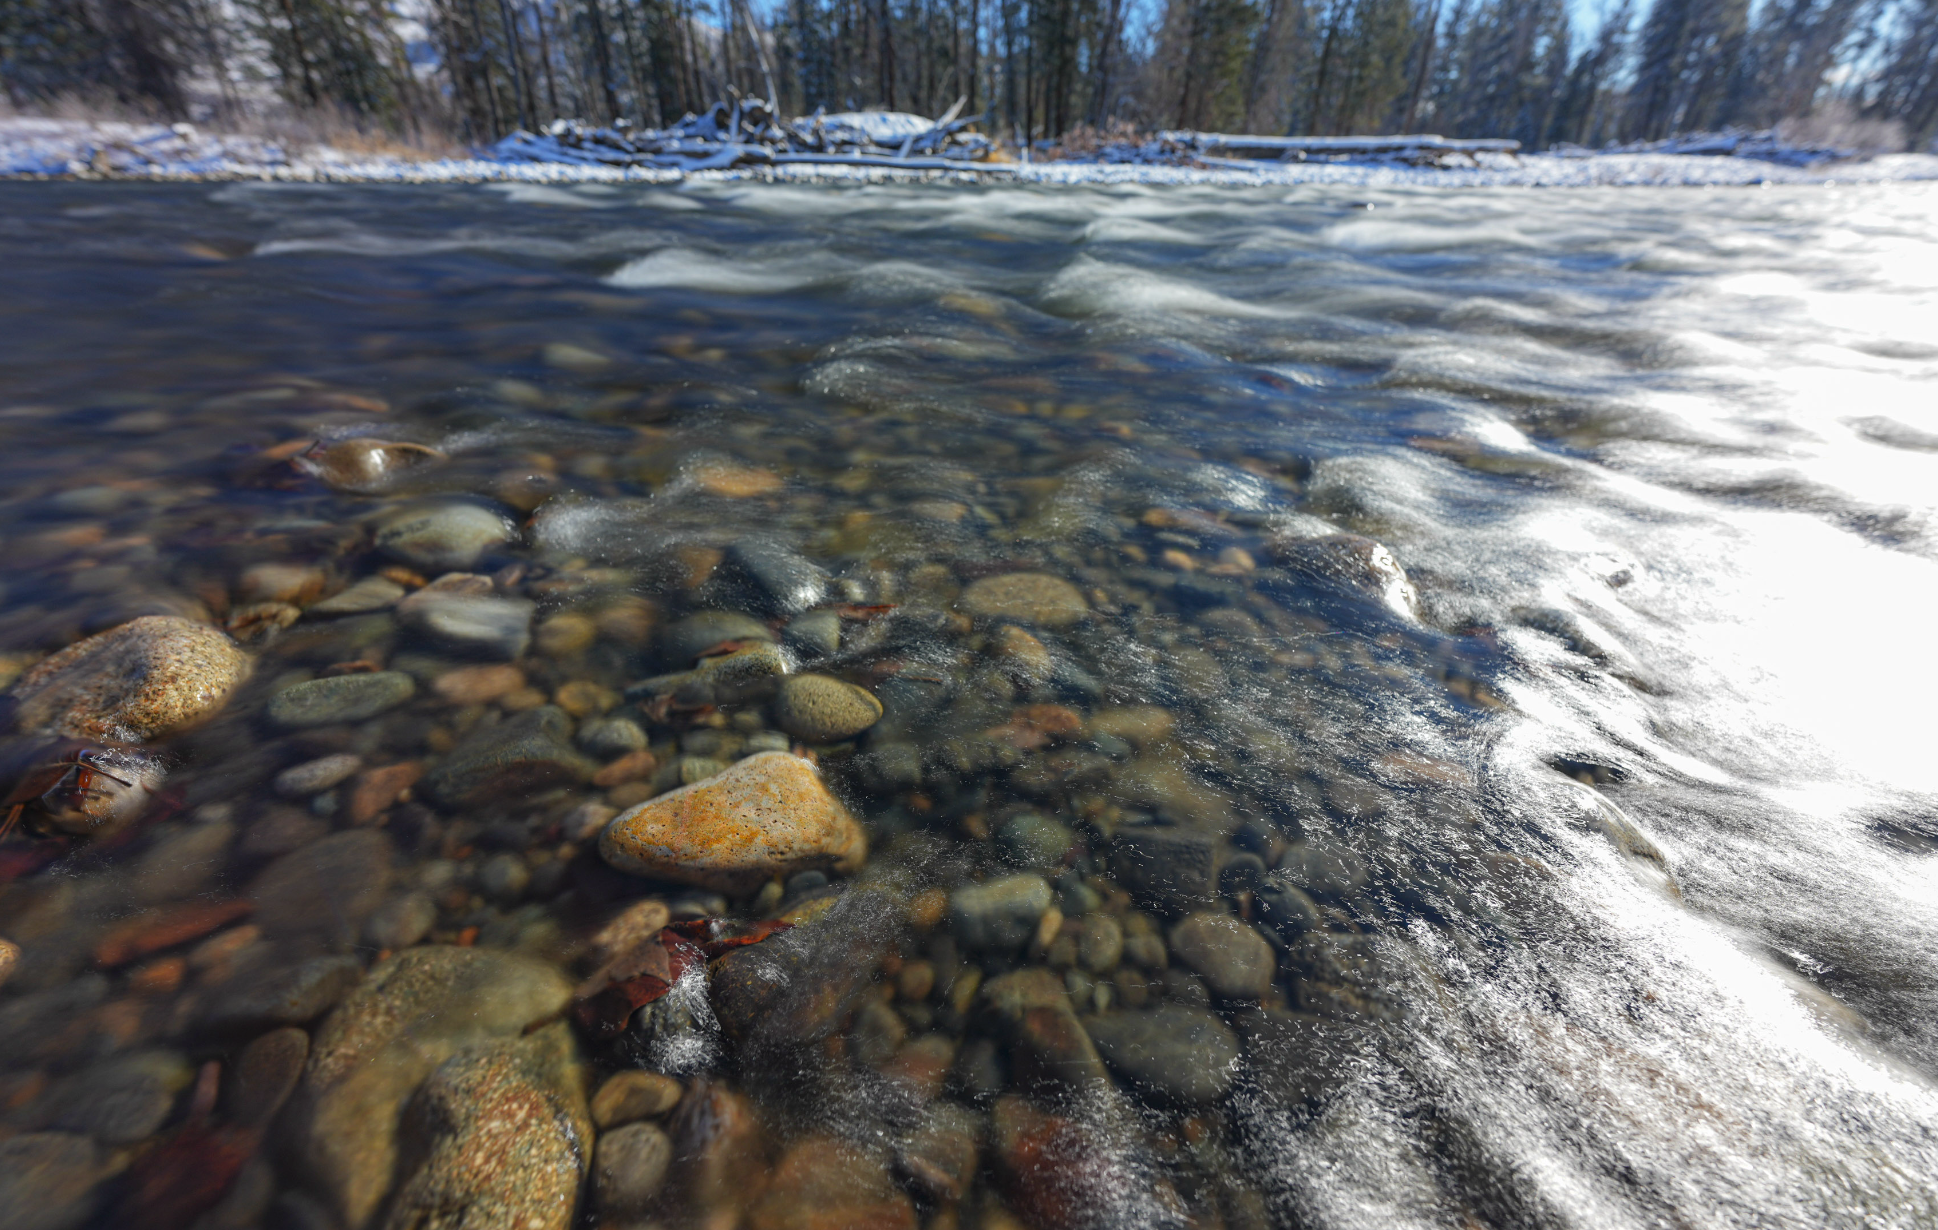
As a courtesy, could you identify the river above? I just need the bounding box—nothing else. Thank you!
[0,179,1934,1230]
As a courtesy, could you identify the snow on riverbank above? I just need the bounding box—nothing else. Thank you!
[5,116,1936,189]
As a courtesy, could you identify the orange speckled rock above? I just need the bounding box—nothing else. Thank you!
[598,751,866,892]
[8,616,252,743]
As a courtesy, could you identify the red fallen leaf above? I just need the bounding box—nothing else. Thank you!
[833,603,898,621]
[111,1121,260,1230]
[572,919,793,1040]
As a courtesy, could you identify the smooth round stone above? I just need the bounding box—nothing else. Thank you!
[274,753,364,798]
[298,438,445,494]
[579,716,648,757]
[782,608,842,658]
[950,874,1053,951]
[591,1070,684,1129]
[479,853,531,903]
[662,611,774,666]
[599,751,867,893]
[957,572,1089,629]
[309,575,407,616]
[426,705,595,808]
[593,1121,673,1217]
[9,616,253,743]
[364,891,437,950]
[1084,1002,1240,1104]
[1078,913,1124,974]
[267,671,416,728]
[1168,911,1277,1000]
[373,503,514,572]
[408,595,533,660]
[772,674,883,742]
[999,813,1076,869]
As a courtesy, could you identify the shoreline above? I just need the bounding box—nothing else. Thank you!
[6,118,1937,189]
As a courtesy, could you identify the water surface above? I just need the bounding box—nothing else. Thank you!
[1,179,1935,1230]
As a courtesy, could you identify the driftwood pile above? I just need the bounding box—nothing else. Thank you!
[493,96,995,171]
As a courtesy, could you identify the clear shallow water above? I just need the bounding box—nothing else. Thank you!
[0,179,1935,1230]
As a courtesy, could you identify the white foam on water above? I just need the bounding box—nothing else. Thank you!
[604,245,848,293]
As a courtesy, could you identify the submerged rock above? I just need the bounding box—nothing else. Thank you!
[1110,827,1226,911]
[426,705,595,808]
[1266,532,1420,619]
[296,438,445,494]
[661,610,775,666]
[1168,912,1276,1000]
[374,502,514,572]
[383,1023,590,1230]
[267,671,415,728]
[400,593,533,660]
[723,537,831,616]
[284,946,573,1230]
[0,1132,115,1230]
[748,1136,916,1230]
[8,616,251,743]
[773,674,883,742]
[591,1121,672,1219]
[710,890,899,1059]
[958,572,1090,629]
[599,751,867,892]
[309,576,407,617]
[1084,1003,1239,1104]
[248,829,395,952]
[951,874,1054,951]
[980,966,1108,1090]
[991,1094,1186,1230]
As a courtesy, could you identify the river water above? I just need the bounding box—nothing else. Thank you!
[0,179,1935,1230]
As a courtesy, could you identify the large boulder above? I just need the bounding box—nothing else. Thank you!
[282,946,573,1229]
[381,1023,590,1230]
[8,616,250,743]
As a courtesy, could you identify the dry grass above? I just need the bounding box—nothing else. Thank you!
[1,92,470,160]
[1777,101,1907,154]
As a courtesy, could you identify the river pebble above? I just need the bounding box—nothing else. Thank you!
[374,502,514,571]
[1084,1003,1240,1103]
[951,873,1054,951]
[591,1070,684,1128]
[958,571,1090,628]
[308,575,406,616]
[782,608,841,657]
[51,1049,192,1144]
[267,671,416,728]
[0,1133,113,1230]
[599,750,867,892]
[426,705,595,808]
[363,891,437,951]
[203,954,364,1033]
[592,1120,673,1218]
[662,610,775,665]
[273,753,364,797]
[772,673,883,741]
[9,615,252,743]
[724,537,831,616]
[1169,911,1277,999]
[404,593,534,660]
